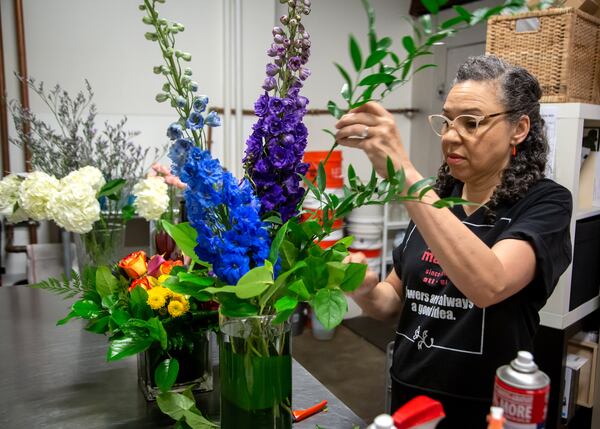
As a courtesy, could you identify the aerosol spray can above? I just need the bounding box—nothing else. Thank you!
[493,351,550,429]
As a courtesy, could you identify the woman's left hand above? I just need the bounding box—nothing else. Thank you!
[335,101,413,179]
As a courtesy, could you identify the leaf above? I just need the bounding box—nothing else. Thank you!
[217,294,259,317]
[157,391,195,421]
[326,100,343,120]
[234,262,274,299]
[311,288,348,330]
[182,409,218,428]
[441,15,467,29]
[340,83,351,102]
[358,73,395,86]
[146,317,168,350]
[386,157,396,181]
[85,315,110,333]
[453,5,472,21]
[95,265,118,299]
[279,239,298,269]
[317,162,327,192]
[377,37,392,50]
[340,263,368,293]
[432,196,480,209]
[413,64,437,74]
[349,35,362,71]
[401,58,413,81]
[274,295,298,313]
[107,334,154,361]
[167,276,213,301]
[407,177,436,197]
[129,285,152,319]
[176,273,214,287]
[110,308,131,327]
[421,0,439,14]
[419,14,433,35]
[402,36,416,55]
[288,279,310,300]
[97,179,126,199]
[72,299,101,319]
[162,221,202,265]
[259,260,307,309]
[155,358,179,393]
[326,261,346,288]
[364,49,387,69]
[122,204,136,222]
[57,310,78,326]
[334,62,352,94]
[268,222,289,266]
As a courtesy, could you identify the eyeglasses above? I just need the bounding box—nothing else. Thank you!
[428,110,516,137]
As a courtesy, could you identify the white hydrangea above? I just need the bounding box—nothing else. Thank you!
[64,166,106,193]
[0,174,23,216]
[18,171,60,221]
[133,177,169,221]
[48,181,100,234]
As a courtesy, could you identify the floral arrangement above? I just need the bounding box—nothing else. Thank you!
[0,166,128,234]
[8,78,162,184]
[31,250,218,398]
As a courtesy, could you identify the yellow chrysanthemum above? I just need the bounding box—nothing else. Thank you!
[146,286,170,310]
[167,299,188,318]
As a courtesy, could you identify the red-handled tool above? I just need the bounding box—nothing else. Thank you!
[292,399,328,422]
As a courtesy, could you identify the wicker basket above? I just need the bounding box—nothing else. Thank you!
[486,7,600,103]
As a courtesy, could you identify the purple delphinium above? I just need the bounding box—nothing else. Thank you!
[243,0,312,222]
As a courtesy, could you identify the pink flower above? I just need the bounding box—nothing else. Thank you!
[147,254,166,277]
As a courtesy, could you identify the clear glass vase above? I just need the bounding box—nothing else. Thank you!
[219,314,292,429]
[73,221,126,272]
[137,329,214,401]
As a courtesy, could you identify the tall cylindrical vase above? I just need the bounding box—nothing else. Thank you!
[74,222,126,272]
[219,314,292,429]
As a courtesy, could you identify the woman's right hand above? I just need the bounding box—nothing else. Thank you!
[344,251,379,298]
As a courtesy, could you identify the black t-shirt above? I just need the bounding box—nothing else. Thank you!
[391,178,572,401]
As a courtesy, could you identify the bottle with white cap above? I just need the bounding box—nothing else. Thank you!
[492,351,550,429]
[487,406,505,429]
[366,413,396,429]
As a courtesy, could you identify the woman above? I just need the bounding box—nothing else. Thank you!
[336,55,572,428]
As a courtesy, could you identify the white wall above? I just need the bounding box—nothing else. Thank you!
[1,0,416,277]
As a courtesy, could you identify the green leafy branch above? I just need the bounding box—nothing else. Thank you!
[29,270,93,300]
[327,0,525,117]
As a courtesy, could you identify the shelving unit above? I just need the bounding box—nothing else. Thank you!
[533,103,600,429]
[379,203,410,281]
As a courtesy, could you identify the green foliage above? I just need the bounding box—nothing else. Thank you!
[156,387,218,428]
[29,270,93,299]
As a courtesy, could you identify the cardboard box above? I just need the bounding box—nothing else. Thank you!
[564,0,599,15]
[563,354,585,421]
[567,338,599,407]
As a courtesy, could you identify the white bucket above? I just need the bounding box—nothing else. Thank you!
[346,222,383,249]
[311,310,336,340]
[347,204,384,224]
[317,228,344,249]
[303,188,345,209]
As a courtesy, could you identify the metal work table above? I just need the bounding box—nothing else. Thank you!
[0,286,365,429]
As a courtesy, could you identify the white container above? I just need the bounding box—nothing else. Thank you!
[346,222,383,249]
[347,204,384,224]
[311,310,336,340]
[303,188,345,209]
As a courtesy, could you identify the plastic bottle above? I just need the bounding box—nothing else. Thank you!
[366,414,396,429]
[487,406,505,429]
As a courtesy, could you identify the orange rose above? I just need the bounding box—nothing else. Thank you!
[128,276,151,292]
[159,260,183,276]
[118,251,148,279]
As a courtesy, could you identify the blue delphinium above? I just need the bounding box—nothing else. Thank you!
[166,94,221,175]
[243,0,312,222]
[181,147,271,284]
